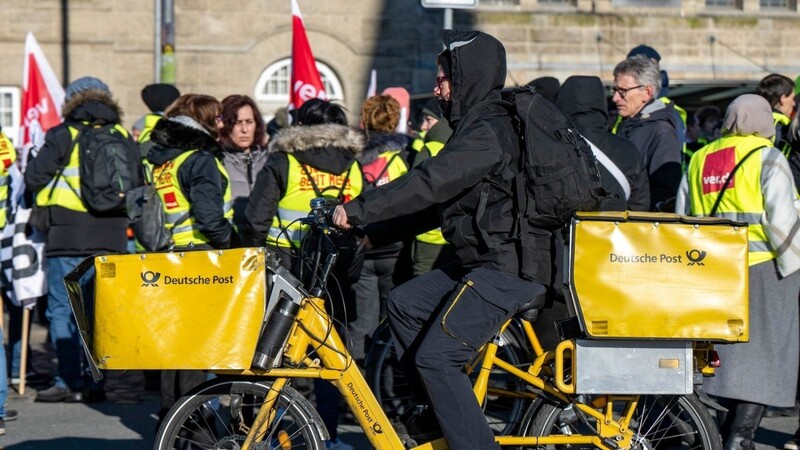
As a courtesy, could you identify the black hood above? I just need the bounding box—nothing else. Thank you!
[147,117,221,166]
[556,76,608,131]
[439,30,506,125]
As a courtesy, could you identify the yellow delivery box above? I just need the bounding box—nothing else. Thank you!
[569,212,749,342]
[77,248,267,370]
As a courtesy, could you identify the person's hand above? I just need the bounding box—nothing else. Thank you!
[332,205,351,229]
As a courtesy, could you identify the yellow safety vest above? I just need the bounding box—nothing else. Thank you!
[268,154,363,248]
[138,113,162,144]
[416,141,448,245]
[411,131,426,152]
[772,111,792,156]
[152,150,234,247]
[0,132,18,228]
[35,124,131,213]
[687,134,775,265]
[362,150,408,187]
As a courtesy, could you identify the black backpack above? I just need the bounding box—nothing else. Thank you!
[505,87,606,230]
[75,124,142,213]
[126,165,188,251]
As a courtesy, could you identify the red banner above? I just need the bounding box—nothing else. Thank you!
[19,32,64,166]
[290,0,327,110]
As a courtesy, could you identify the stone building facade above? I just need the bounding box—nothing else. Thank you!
[0,0,798,143]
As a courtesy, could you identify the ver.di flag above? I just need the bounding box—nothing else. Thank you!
[19,31,64,169]
[289,0,327,110]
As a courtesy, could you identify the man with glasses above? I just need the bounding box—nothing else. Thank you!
[612,55,682,211]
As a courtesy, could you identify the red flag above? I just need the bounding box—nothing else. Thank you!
[19,32,64,168]
[290,0,327,110]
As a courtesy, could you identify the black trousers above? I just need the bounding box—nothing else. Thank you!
[387,264,545,450]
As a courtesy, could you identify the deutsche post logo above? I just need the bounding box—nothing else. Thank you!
[141,271,161,287]
[685,249,707,266]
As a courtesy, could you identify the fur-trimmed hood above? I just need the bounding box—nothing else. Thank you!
[358,132,412,165]
[268,123,365,174]
[62,89,123,124]
[147,116,222,166]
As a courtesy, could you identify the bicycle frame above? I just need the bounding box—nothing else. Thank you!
[216,290,692,450]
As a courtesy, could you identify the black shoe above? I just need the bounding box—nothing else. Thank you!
[392,405,443,445]
[4,410,18,422]
[84,388,106,404]
[764,406,799,418]
[35,385,83,403]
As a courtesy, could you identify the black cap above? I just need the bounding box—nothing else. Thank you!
[421,97,442,119]
[141,84,181,113]
[627,44,661,62]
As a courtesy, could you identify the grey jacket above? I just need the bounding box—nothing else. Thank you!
[221,146,269,230]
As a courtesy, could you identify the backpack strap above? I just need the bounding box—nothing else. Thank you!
[300,163,352,201]
[709,146,763,217]
[585,138,631,201]
[366,153,401,187]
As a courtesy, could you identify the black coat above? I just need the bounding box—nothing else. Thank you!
[24,90,129,257]
[556,76,650,212]
[344,30,553,284]
[147,117,233,249]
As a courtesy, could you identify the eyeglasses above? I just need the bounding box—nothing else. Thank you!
[611,85,644,99]
[435,76,449,87]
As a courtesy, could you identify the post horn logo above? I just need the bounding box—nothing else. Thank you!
[141,271,161,287]
[685,249,707,266]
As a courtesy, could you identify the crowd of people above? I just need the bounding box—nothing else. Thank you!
[1,28,800,450]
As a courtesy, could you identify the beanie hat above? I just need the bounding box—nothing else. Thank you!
[141,83,181,113]
[627,44,661,62]
[421,97,441,119]
[65,76,110,101]
[527,76,561,104]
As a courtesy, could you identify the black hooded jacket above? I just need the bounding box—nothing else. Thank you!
[240,123,365,247]
[147,117,233,249]
[344,30,552,284]
[556,76,650,211]
[25,90,130,256]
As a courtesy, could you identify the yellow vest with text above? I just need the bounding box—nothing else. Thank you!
[152,150,234,247]
[0,132,18,228]
[363,150,408,187]
[35,124,131,213]
[687,134,774,265]
[268,154,363,248]
[416,141,448,245]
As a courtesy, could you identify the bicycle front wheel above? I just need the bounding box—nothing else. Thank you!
[520,393,722,450]
[154,378,327,450]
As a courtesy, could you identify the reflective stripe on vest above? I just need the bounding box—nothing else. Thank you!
[268,154,363,248]
[416,139,447,245]
[153,150,234,247]
[687,135,775,265]
[36,126,86,212]
[0,132,17,228]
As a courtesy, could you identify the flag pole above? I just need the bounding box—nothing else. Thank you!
[18,309,29,395]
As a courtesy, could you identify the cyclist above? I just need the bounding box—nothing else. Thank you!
[334,30,552,450]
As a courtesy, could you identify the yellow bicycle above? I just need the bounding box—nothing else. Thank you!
[67,201,748,450]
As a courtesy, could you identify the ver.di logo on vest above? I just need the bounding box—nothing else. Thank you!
[141,271,161,287]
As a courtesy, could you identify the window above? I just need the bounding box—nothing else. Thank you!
[612,0,681,6]
[706,0,737,7]
[760,0,789,8]
[255,58,344,104]
[0,87,20,147]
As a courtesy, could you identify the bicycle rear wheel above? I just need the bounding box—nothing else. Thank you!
[364,319,530,435]
[154,378,327,450]
[519,393,722,450]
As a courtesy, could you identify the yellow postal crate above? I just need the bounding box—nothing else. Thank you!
[569,212,749,342]
[89,248,267,370]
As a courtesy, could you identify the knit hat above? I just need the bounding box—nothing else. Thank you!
[65,76,110,101]
[627,44,661,62]
[141,83,181,113]
[421,97,441,119]
[526,76,561,104]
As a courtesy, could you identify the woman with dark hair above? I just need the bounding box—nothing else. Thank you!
[241,98,364,450]
[218,95,269,230]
